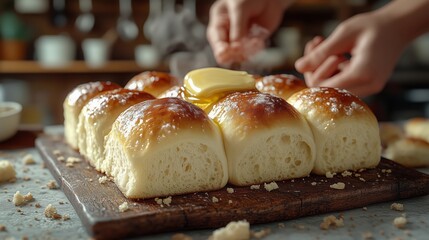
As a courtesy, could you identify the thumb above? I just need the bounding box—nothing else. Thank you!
[229,6,249,41]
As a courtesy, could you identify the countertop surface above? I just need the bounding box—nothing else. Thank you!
[1,127,429,240]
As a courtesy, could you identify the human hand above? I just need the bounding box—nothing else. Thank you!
[295,11,409,97]
[207,0,293,66]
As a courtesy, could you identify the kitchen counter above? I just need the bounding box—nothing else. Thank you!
[1,127,428,240]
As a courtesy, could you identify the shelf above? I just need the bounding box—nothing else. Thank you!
[0,60,166,74]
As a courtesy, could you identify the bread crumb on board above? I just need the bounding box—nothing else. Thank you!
[330,182,345,190]
[264,181,279,192]
[210,220,250,240]
[47,180,58,189]
[251,228,271,239]
[22,154,36,165]
[119,202,129,212]
[325,171,336,178]
[65,157,82,167]
[171,233,193,240]
[98,176,109,184]
[393,216,407,229]
[0,160,16,183]
[44,204,62,219]
[391,203,404,211]
[320,215,344,230]
[155,196,172,207]
[250,184,260,190]
[212,196,219,203]
[226,188,234,194]
[341,170,353,177]
[13,191,33,206]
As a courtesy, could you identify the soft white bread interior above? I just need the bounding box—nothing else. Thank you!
[208,91,316,186]
[288,87,381,175]
[125,71,180,98]
[103,98,228,199]
[255,74,306,100]
[63,81,121,149]
[404,118,429,143]
[77,89,154,171]
[384,137,429,168]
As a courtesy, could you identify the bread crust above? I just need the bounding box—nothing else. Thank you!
[125,71,180,97]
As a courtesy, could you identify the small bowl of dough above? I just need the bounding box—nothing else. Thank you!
[0,101,22,142]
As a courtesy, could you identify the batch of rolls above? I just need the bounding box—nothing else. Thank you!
[63,68,381,199]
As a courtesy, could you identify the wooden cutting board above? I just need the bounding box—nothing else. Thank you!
[36,135,429,240]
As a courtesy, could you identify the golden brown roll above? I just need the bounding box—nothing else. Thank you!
[288,87,381,175]
[384,137,429,168]
[125,71,180,98]
[208,91,316,186]
[77,89,155,171]
[379,122,404,149]
[103,98,228,199]
[255,74,306,100]
[158,85,183,98]
[64,81,121,149]
[404,118,429,143]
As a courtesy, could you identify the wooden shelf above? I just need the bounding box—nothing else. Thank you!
[0,60,166,74]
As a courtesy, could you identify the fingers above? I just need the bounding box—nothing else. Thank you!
[308,55,348,85]
[228,2,249,41]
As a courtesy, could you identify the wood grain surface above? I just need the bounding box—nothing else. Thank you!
[36,135,429,240]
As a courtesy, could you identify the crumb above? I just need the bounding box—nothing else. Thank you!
[35,203,41,208]
[264,181,279,192]
[393,216,407,229]
[0,160,16,183]
[325,171,336,178]
[57,156,65,162]
[228,200,233,204]
[250,184,260,190]
[44,204,62,219]
[23,176,31,181]
[391,203,404,211]
[320,215,344,230]
[0,224,6,231]
[251,228,271,239]
[119,202,129,212]
[53,150,62,156]
[211,220,250,240]
[362,207,368,211]
[382,169,392,174]
[291,179,294,183]
[65,157,81,167]
[98,176,109,184]
[330,182,345,190]
[171,233,193,240]
[59,201,64,205]
[13,191,33,206]
[311,182,317,186]
[163,196,172,206]
[65,162,74,168]
[212,196,219,203]
[62,214,70,221]
[354,173,361,177]
[278,223,285,228]
[47,180,58,189]
[341,170,352,177]
[22,154,36,165]
[359,178,366,182]
[362,231,373,240]
[226,188,234,194]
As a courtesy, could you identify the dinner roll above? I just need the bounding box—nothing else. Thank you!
[384,137,429,168]
[288,87,381,175]
[255,74,306,100]
[404,118,429,143]
[103,98,228,199]
[208,91,316,186]
[125,71,180,97]
[379,122,404,149]
[77,89,154,171]
[64,81,121,149]
[158,85,183,98]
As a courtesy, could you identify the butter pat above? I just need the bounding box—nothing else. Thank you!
[184,68,255,97]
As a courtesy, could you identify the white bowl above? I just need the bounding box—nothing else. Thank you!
[0,102,22,142]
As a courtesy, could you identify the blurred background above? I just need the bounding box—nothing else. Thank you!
[0,0,428,126]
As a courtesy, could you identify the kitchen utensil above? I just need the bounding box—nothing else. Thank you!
[52,0,67,27]
[116,0,138,41]
[35,35,76,67]
[143,0,162,41]
[82,38,110,68]
[75,0,94,33]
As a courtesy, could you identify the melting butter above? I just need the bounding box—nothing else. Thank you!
[184,68,255,97]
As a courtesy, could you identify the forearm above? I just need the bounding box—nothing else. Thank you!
[375,0,429,43]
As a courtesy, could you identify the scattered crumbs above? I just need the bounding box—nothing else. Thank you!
[88,178,93,182]
[362,207,368,211]
[155,196,172,207]
[65,157,82,167]
[155,198,163,206]
[0,224,6,231]
[320,215,344,230]
[211,220,250,240]
[62,214,70,221]
[393,216,407,229]
[13,191,33,206]
[311,182,317,186]
[391,203,404,211]
[59,201,65,205]
[57,156,65,162]
[382,169,392,174]
[0,160,16,183]
[65,162,74,168]
[171,233,193,240]
[228,200,233,204]
[119,202,129,212]
[35,203,41,208]
[341,170,352,177]
[212,196,219,203]
[359,178,366,182]
[23,176,31,181]
[98,176,109,184]
[330,182,345,190]
[250,184,260,190]
[251,228,271,239]
[47,180,58,189]
[226,188,234,194]
[354,173,361,177]
[362,231,374,240]
[264,181,279,192]
[22,154,36,165]
[278,223,285,228]
[325,171,336,178]
[44,204,62,219]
